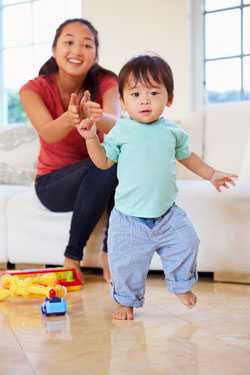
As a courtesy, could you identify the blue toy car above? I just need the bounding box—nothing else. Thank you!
[41,290,67,316]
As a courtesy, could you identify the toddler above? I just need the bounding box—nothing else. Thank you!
[77,54,237,320]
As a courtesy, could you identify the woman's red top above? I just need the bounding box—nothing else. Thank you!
[20,73,117,176]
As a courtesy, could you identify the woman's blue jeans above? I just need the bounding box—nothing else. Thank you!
[35,159,117,261]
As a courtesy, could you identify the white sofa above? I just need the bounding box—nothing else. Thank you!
[1,102,250,275]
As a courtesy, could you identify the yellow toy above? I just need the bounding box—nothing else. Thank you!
[0,288,10,301]
[1,273,57,289]
[0,273,66,302]
[3,267,81,291]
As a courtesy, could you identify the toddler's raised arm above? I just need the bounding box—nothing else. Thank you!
[179,152,237,191]
[77,120,114,170]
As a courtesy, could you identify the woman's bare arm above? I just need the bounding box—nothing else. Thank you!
[20,90,78,144]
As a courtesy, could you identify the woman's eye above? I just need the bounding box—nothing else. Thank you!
[64,40,73,46]
[131,92,139,97]
[84,44,94,49]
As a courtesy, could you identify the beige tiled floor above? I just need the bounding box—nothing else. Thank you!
[0,273,250,375]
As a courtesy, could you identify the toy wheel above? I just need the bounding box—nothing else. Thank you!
[41,305,46,314]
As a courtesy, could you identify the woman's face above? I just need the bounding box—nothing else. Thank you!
[53,22,97,78]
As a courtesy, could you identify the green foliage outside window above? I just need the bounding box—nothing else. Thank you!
[7,91,27,124]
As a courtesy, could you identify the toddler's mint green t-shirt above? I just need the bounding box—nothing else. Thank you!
[102,117,191,218]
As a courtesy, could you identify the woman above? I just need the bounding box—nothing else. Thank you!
[19,18,120,284]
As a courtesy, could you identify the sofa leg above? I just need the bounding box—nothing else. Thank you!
[7,261,16,270]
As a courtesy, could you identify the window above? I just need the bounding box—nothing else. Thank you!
[204,0,250,103]
[0,0,82,126]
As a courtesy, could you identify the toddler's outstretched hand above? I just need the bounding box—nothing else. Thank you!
[210,170,238,191]
[77,118,97,140]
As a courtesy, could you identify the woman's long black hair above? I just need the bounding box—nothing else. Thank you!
[39,18,117,101]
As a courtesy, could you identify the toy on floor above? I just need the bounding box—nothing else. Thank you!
[0,273,67,301]
[0,288,11,301]
[41,289,67,317]
[0,267,82,302]
[3,267,82,291]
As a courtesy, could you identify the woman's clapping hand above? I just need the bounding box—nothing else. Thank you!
[80,90,103,123]
[67,93,81,127]
[68,90,103,130]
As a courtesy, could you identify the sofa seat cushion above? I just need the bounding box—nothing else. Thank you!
[7,188,105,267]
[0,185,27,262]
[176,180,250,273]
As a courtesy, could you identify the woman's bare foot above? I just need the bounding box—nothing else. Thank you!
[100,251,111,284]
[112,304,134,320]
[176,291,197,308]
[64,257,84,285]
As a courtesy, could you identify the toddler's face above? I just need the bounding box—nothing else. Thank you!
[121,74,172,124]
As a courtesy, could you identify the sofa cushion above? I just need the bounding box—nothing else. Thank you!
[7,188,105,267]
[0,185,27,262]
[0,125,39,185]
[205,102,250,174]
[239,129,250,181]
[166,111,204,180]
[176,180,250,273]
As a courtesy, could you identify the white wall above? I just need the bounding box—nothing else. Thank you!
[83,0,191,112]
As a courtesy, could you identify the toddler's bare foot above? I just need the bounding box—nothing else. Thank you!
[101,251,111,284]
[112,304,134,320]
[176,291,197,308]
[64,257,84,285]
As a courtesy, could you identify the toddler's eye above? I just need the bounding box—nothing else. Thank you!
[151,91,159,96]
[131,92,140,97]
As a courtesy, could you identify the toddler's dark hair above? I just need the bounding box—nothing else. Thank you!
[119,54,174,100]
